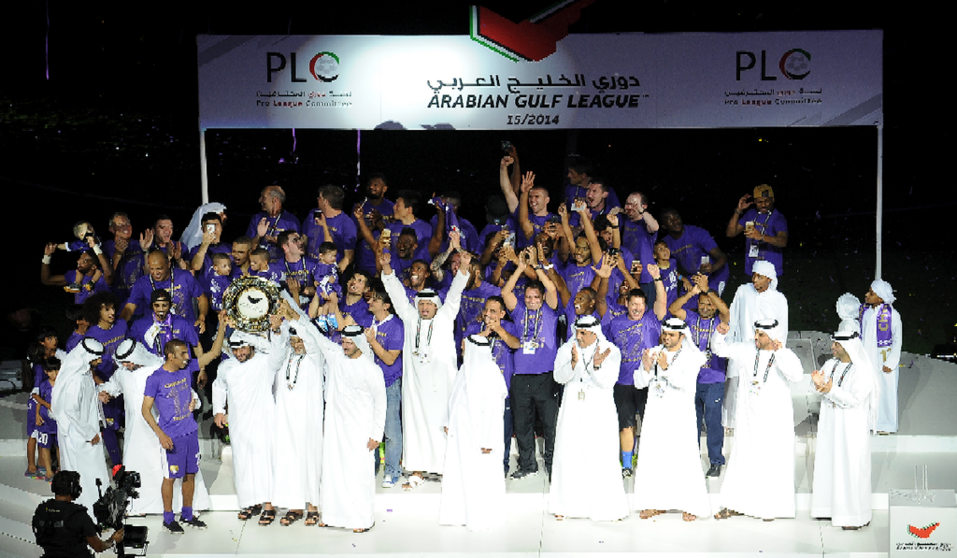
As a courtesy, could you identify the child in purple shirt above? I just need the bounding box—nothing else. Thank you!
[203,253,233,312]
[313,242,343,331]
[34,358,60,481]
[249,248,284,284]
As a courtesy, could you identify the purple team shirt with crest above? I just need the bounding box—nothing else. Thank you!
[144,367,197,439]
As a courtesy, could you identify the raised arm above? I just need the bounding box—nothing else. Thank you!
[726,194,750,237]
[517,171,536,242]
[498,156,519,213]
[578,209,603,265]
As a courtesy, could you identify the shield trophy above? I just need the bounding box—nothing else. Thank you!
[222,276,282,333]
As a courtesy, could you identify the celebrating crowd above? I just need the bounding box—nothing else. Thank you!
[27,145,902,539]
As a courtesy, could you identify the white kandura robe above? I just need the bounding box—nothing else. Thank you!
[633,344,712,518]
[860,305,902,433]
[383,269,468,474]
[439,344,508,531]
[724,283,789,428]
[271,317,325,510]
[811,358,875,527]
[213,331,286,508]
[713,332,803,519]
[314,333,386,529]
[99,365,210,515]
[51,349,110,512]
[549,339,629,521]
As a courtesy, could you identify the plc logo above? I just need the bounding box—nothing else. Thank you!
[736,49,811,81]
[908,522,940,539]
[266,51,340,83]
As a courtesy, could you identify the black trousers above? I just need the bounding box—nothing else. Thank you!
[509,371,559,472]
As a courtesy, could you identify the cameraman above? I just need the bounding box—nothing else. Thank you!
[32,471,124,557]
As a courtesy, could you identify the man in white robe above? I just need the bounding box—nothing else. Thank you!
[381,249,470,489]
[311,324,386,532]
[440,335,508,531]
[836,293,861,335]
[633,318,711,521]
[811,330,877,530]
[724,260,788,429]
[272,301,325,526]
[99,338,213,515]
[859,279,902,434]
[549,316,629,521]
[712,318,803,520]
[51,338,110,511]
[213,323,286,524]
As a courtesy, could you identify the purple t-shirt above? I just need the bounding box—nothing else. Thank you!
[127,269,204,328]
[353,199,395,274]
[455,282,502,349]
[130,314,200,358]
[144,367,197,438]
[511,210,556,248]
[65,332,83,352]
[607,311,662,385]
[37,379,57,434]
[204,274,232,312]
[341,296,372,328]
[662,225,729,292]
[63,270,110,304]
[280,257,319,292]
[251,265,284,285]
[657,259,682,317]
[563,304,613,341]
[370,314,404,387]
[620,219,657,284]
[685,309,727,384]
[188,243,231,282]
[430,214,480,255]
[246,210,301,261]
[477,219,518,249]
[465,321,518,390]
[104,239,146,303]
[302,209,358,263]
[387,219,433,256]
[511,299,560,375]
[560,263,597,300]
[86,320,129,380]
[737,209,787,276]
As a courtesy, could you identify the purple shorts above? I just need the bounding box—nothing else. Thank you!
[36,430,57,449]
[163,431,200,479]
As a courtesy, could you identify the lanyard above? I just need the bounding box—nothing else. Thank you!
[285,354,304,389]
[828,361,853,387]
[694,314,715,364]
[753,352,776,383]
[522,306,543,341]
[414,318,434,353]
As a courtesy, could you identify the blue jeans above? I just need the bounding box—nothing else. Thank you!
[382,379,403,477]
[695,381,725,465]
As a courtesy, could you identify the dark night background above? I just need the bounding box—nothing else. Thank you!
[1,1,951,358]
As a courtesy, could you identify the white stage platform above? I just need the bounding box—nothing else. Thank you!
[1,342,955,558]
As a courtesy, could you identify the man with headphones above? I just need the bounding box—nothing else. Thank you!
[32,470,124,557]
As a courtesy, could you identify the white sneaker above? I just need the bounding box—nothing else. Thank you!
[381,474,398,488]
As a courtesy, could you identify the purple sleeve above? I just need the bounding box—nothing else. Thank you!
[143,370,159,399]
[246,215,260,239]
[691,226,719,253]
[127,277,150,309]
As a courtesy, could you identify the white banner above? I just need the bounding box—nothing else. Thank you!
[197,31,882,130]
